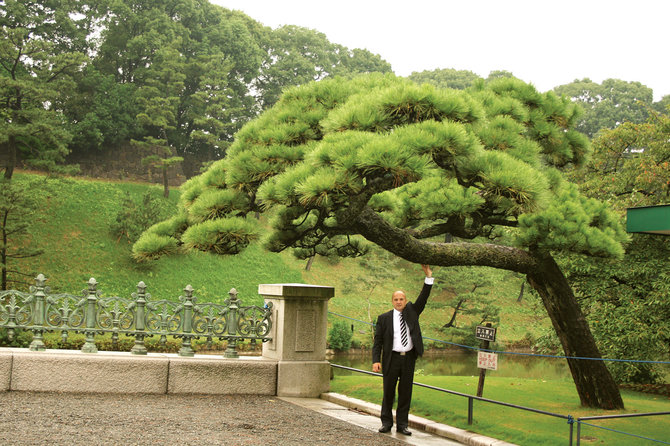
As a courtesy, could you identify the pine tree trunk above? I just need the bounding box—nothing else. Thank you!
[162,167,169,198]
[527,253,624,409]
[305,255,315,271]
[1,207,7,290]
[3,137,16,180]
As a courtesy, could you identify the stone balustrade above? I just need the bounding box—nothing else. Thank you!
[0,275,335,397]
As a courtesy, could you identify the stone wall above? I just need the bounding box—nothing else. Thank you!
[66,144,187,186]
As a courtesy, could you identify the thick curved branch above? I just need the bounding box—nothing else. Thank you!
[353,206,538,274]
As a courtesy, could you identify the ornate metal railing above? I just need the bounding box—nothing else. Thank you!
[0,274,273,358]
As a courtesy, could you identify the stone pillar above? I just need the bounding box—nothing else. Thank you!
[259,283,334,397]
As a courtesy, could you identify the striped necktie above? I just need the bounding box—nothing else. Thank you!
[399,312,408,347]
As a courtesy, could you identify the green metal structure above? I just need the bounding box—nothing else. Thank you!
[626,204,670,235]
[0,274,273,358]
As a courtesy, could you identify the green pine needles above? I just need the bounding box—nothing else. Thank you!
[133,73,626,263]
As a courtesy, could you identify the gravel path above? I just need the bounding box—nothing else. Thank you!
[0,392,406,446]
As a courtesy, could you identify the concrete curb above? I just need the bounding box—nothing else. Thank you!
[321,392,518,446]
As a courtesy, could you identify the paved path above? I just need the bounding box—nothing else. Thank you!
[284,396,465,445]
[0,391,512,445]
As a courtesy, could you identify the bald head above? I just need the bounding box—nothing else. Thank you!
[392,290,407,312]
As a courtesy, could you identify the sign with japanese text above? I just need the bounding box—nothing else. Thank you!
[477,351,498,370]
[475,325,497,342]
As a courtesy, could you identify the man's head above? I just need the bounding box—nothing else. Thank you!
[392,290,407,312]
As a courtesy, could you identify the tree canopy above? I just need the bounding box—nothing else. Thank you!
[134,74,621,263]
[1,0,392,179]
[553,78,654,138]
[134,73,628,409]
[408,68,482,90]
[0,0,92,179]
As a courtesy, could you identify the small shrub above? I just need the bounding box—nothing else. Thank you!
[111,189,174,242]
[0,328,32,347]
[328,320,353,351]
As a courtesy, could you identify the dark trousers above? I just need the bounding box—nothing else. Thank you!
[380,350,416,428]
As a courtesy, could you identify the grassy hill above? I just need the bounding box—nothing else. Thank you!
[8,171,551,350]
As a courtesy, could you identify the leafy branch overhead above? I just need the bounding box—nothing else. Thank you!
[134,74,626,266]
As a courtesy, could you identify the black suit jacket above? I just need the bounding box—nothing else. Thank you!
[372,283,432,372]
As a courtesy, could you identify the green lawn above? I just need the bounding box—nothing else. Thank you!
[330,375,670,446]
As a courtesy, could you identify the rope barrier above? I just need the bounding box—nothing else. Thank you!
[327,311,670,365]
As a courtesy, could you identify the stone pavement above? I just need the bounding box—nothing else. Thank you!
[285,393,517,446]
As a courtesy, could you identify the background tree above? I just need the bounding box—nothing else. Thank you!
[553,78,653,138]
[0,0,92,179]
[71,0,264,177]
[0,178,44,289]
[408,68,482,90]
[56,2,391,178]
[328,320,353,351]
[486,70,516,82]
[134,74,628,409]
[131,45,185,196]
[652,94,670,114]
[562,109,670,384]
[253,25,391,110]
[110,188,175,243]
[437,267,500,347]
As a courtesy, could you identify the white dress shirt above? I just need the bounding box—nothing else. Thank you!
[392,276,433,352]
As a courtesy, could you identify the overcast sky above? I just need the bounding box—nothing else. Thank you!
[212,0,669,101]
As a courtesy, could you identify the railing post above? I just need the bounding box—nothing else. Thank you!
[179,285,195,357]
[468,396,474,425]
[81,278,99,353]
[131,281,148,355]
[28,274,48,351]
[5,292,19,342]
[224,288,239,358]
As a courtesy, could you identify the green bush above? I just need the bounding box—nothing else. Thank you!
[111,189,174,242]
[0,328,32,347]
[328,320,353,351]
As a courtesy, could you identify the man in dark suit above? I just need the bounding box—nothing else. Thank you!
[372,264,433,436]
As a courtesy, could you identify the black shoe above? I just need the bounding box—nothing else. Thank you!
[396,427,412,436]
[378,425,392,433]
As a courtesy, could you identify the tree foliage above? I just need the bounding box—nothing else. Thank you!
[563,109,670,383]
[27,1,392,178]
[0,0,92,179]
[134,73,628,408]
[553,78,654,138]
[67,0,267,177]
[253,25,392,111]
[408,68,482,91]
[328,320,353,351]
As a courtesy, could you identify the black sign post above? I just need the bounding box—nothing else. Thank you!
[476,323,495,398]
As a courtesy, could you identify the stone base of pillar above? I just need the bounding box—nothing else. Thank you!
[277,360,330,397]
